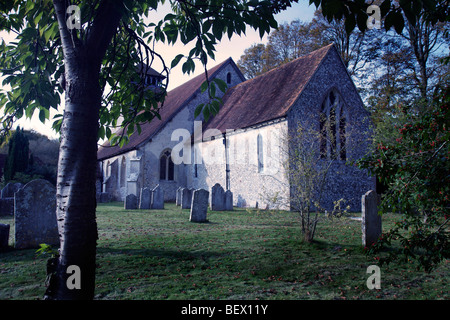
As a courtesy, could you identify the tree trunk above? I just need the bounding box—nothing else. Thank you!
[45,54,101,300]
[45,0,124,300]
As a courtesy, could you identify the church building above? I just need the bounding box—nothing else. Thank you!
[97,44,375,212]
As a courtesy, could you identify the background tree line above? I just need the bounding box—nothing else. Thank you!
[237,8,449,146]
[0,127,59,186]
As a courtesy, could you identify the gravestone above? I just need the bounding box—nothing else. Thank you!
[139,187,152,209]
[1,182,23,199]
[362,190,382,247]
[14,179,59,249]
[0,223,10,250]
[125,194,138,210]
[211,183,225,211]
[176,187,183,206]
[151,185,164,209]
[225,190,233,211]
[97,192,112,203]
[181,188,193,209]
[190,189,209,223]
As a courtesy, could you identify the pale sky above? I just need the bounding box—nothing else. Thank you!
[1,1,316,139]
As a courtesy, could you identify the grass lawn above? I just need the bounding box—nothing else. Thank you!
[0,202,448,300]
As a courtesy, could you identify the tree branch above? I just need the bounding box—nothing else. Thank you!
[85,0,124,62]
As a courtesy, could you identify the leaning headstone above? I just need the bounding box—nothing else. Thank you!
[151,185,164,209]
[124,194,138,210]
[224,190,233,211]
[211,183,225,211]
[1,182,23,199]
[0,223,10,250]
[181,188,193,209]
[176,187,183,206]
[139,187,152,209]
[190,189,209,223]
[14,179,58,249]
[362,190,382,247]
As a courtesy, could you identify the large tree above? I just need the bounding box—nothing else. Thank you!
[0,0,300,300]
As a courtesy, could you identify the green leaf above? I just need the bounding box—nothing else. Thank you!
[379,0,391,17]
[98,125,105,139]
[356,10,368,32]
[194,103,204,119]
[200,80,208,93]
[345,13,356,34]
[384,11,396,31]
[209,81,216,97]
[171,54,184,69]
[203,106,210,122]
[38,108,49,123]
[393,12,405,34]
[213,78,228,93]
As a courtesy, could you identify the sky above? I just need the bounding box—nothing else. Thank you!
[1,1,317,140]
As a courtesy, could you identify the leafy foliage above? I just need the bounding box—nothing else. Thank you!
[358,86,450,272]
[0,0,299,145]
[3,126,30,182]
[310,0,449,34]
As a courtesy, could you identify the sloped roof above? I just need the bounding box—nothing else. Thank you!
[98,58,241,161]
[136,63,166,79]
[203,44,334,137]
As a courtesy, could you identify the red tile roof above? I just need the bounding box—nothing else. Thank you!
[203,44,334,138]
[98,44,334,160]
[97,58,240,160]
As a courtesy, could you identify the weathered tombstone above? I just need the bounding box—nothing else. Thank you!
[1,182,23,199]
[176,187,183,206]
[181,188,193,209]
[211,183,225,211]
[14,179,59,249]
[151,185,164,209]
[0,223,10,250]
[98,192,112,203]
[362,190,382,247]
[225,190,233,211]
[190,189,209,223]
[124,194,138,210]
[139,187,152,209]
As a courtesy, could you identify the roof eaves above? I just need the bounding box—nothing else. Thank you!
[284,43,334,116]
[134,58,235,149]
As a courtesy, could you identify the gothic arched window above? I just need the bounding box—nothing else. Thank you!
[319,89,347,161]
[160,150,174,181]
[227,72,232,84]
[257,134,264,173]
[120,157,126,187]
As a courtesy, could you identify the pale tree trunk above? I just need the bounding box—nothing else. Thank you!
[47,55,101,300]
[45,0,123,300]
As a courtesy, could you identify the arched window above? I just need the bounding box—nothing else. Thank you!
[106,161,111,177]
[160,150,175,181]
[319,89,346,161]
[339,108,346,160]
[226,72,232,84]
[257,134,264,173]
[120,157,126,187]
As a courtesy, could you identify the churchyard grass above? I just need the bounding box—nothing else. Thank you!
[1,202,448,300]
